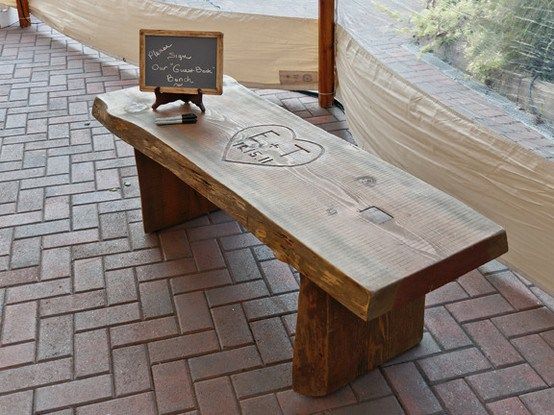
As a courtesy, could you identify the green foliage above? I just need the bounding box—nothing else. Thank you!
[412,0,554,82]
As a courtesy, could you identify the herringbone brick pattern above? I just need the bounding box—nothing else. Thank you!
[1,20,553,415]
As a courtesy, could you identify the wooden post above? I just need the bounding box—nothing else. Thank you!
[134,149,217,233]
[292,276,424,396]
[16,0,31,28]
[318,0,335,108]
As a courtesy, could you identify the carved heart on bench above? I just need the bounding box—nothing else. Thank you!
[223,124,324,167]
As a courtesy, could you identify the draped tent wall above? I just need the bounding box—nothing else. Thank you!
[8,0,553,292]
[5,0,318,89]
[334,26,554,293]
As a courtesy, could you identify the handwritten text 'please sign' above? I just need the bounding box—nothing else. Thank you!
[140,30,223,94]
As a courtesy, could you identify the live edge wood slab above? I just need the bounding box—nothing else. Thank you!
[92,77,508,396]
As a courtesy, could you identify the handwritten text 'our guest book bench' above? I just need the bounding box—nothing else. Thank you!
[139,30,223,111]
[92,77,508,396]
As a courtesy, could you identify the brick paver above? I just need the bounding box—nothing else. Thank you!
[0,19,553,415]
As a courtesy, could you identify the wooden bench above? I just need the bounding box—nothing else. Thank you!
[92,77,508,396]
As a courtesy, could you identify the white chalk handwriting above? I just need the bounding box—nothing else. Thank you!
[147,43,173,60]
[167,51,192,61]
[166,74,194,86]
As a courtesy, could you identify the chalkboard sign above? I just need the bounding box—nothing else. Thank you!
[139,29,223,95]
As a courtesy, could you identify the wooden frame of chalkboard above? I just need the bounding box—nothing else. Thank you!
[139,29,223,95]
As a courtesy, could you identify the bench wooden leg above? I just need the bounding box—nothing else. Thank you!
[292,276,424,396]
[134,149,217,233]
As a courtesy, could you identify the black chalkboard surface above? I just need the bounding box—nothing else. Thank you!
[139,30,223,95]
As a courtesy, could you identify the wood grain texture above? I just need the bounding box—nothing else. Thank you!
[135,149,217,233]
[293,276,424,396]
[92,77,508,321]
[318,0,335,107]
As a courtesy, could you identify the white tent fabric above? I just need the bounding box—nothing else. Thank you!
[12,0,319,89]
[335,26,554,293]
[6,0,553,292]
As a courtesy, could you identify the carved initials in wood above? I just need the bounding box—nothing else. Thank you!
[223,125,324,167]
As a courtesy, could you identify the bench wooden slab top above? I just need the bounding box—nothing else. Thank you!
[92,77,507,322]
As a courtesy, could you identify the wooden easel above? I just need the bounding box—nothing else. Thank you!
[152,87,206,112]
[139,30,223,114]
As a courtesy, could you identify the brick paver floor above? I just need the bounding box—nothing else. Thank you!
[1,20,553,415]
